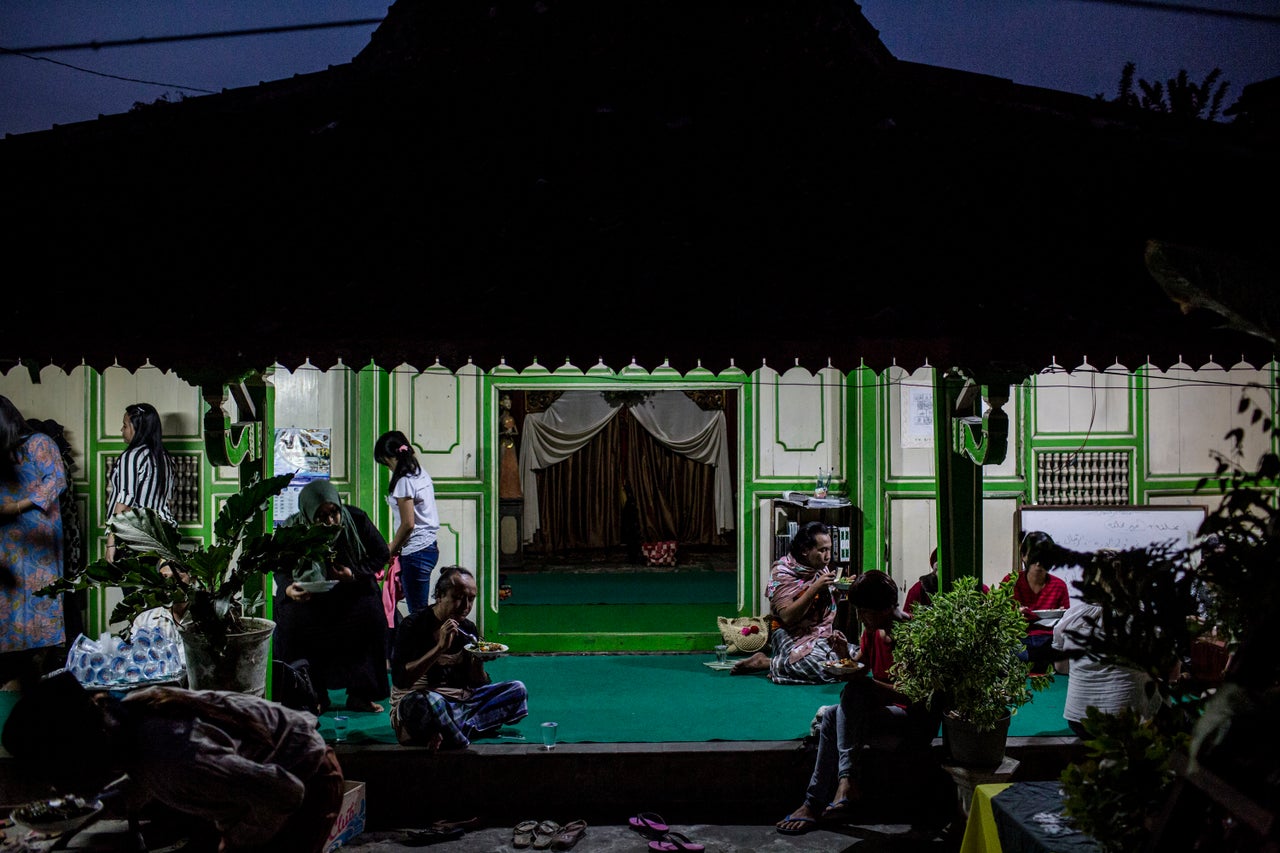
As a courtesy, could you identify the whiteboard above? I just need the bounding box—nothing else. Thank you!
[1016,505,1206,608]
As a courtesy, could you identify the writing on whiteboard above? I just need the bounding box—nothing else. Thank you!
[1017,506,1206,608]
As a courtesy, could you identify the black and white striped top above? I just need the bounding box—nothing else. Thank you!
[107,446,175,525]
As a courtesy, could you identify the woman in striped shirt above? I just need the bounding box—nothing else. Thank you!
[105,402,175,563]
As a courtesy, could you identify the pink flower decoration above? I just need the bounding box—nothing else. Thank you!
[740,626,752,636]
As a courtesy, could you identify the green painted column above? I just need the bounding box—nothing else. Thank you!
[933,368,981,594]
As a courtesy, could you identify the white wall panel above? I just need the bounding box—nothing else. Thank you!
[392,363,480,479]
[0,365,88,472]
[1034,362,1130,435]
[1147,361,1268,476]
[755,364,843,481]
[101,364,201,440]
[271,365,350,481]
[888,366,935,478]
[887,496,1018,596]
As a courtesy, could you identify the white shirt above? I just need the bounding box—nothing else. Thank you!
[1052,604,1159,724]
[386,468,439,555]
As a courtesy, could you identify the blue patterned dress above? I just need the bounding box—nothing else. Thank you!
[1,433,67,653]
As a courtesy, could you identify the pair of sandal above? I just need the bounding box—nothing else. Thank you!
[512,818,588,850]
[628,813,705,852]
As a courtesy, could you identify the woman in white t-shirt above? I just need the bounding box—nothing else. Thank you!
[374,430,440,615]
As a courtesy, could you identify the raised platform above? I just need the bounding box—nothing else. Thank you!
[333,735,1084,830]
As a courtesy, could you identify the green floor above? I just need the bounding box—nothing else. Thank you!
[314,653,1074,746]
[496,570,737,641]
[0,655,1072,752]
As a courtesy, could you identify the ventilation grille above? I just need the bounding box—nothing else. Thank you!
[105,453,201,524]
[1036,450,1130,505]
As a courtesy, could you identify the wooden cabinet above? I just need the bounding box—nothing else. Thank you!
[769,497,859,575]
[770,497,861,637]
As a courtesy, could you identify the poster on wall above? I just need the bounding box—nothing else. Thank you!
[901,386,933,448]
[273,427,331,526]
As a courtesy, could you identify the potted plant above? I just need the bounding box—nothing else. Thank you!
[39,472,338,695]
[890,579,1053,767]
[1056,387,1280,851]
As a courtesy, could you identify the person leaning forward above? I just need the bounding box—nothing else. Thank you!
[3,670,343,853]
[388,565,528,750]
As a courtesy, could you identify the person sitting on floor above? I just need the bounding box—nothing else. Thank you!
[905,548,988,614]
[731,520,852,683]
[776,570,942,835]
[1004,531,1071,675]
[389,565,528,750]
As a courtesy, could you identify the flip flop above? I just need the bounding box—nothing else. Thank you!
[403,826,465,846]
[648,831,706,852]
[531,820,561,850]
[550,819,588,850]
[628,813,669,838]
[822,798,855,821]
[512,819,539,848]
[776,814,819,835]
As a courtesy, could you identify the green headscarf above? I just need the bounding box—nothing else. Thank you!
[285,478,366,582]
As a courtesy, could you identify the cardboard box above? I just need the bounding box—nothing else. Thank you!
[324,780,366,852]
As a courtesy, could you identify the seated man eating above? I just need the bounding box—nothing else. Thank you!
[389,565,528,749]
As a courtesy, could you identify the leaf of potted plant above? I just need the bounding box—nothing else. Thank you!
[39,471,339,695]
[889,579,1053,767]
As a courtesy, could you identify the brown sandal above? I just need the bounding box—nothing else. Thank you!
[512,819,539,848]
[551,819,588,850]
[531,820,561,850]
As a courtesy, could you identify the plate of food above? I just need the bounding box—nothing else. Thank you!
[464,641,509,660]
[1032,608,1066,620]
[296,580,339,594]
[10,795,103,836]
[822,658,866,677]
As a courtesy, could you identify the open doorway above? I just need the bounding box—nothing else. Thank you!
[496,386,739,640]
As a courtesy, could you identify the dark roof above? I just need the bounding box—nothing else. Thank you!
[3,0,1275,386]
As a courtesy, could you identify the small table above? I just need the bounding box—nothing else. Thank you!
[960,781,1104,853]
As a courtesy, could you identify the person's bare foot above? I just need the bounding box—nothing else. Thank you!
[821,778,863,821]
[347,697,384,713]
[776,802,820,834]
[731,651,770,675]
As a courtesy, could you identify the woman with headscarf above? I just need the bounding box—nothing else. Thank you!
[276,479,390,714]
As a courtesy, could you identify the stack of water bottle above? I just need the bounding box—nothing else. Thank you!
[65,624,185,688]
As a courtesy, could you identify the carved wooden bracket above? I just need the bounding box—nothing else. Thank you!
[949,374,1013,466]
[202,379,264,468]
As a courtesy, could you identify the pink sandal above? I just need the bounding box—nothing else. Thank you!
[628,813,669,838]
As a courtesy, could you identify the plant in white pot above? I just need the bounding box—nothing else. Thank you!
[890,579,1053,767]
[40,472,338,695]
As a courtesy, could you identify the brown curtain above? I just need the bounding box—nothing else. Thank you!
[621,412,718,545]
[528,397,726,553]
[531,414,625,551]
